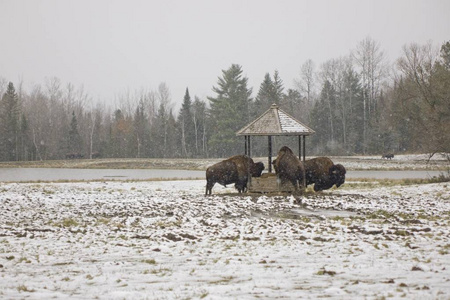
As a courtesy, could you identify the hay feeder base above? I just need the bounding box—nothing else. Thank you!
[249,173,302,194]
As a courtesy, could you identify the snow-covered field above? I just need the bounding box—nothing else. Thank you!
[1,178,449,299]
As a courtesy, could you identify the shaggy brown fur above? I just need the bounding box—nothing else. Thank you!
[274,146,305,191]
[205,155,264,195]
[304,157,346,191]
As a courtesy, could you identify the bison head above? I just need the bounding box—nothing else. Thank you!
[330,164,346,187]
[251,162,265,177]
[277,146,294,156]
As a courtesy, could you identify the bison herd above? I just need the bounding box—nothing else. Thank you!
[205,146,346,195]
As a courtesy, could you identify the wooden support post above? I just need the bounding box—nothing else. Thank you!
[298,136,302,159]
[248,136,251,157]
[244,136,248,155]
[302,135,306,190]
[303,136,306,162]
[268,135,272,173]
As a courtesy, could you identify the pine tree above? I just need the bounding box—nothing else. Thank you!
[310,80,337,153]
[19,113,31,160]
[282,89,303,121]
[207,64,252,157]
[272,70,285,104]
[153,103,169,158]
[192,96,208,157]
[254,73,274,116]
[109,109,131,158]
[0,82,20,161]
[68,111,82,156]
[177,88,195,157]
[341,68,363,154]
[133,100,149,158]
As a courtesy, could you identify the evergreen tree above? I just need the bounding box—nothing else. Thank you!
[207,64,252,157]
[282,89,303,121]
[68,111,82,155]
[133,99,150,158]
[18,113,31,160]
[192,96,208,157]
[152,103,169,158]
[177,88,195,157]
[393,41,450,155]
[0,82,20,161]
[254,73,274,116]
[310,80,337,153]
[253,70,286,117]
[166,108,178,157]
[309,97,328,154]
[109,109,131,157]
[272,70,285,104]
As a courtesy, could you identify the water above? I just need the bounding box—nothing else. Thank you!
[0,168,205,182]
[347,170,445,179]
[0,168,445,182]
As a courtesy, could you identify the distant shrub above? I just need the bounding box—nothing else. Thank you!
[428,172,450,183]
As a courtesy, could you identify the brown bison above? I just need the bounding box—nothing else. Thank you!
[304,157,346,191]
[205,155,265,195]
[382,153,394,160]
[65,153,84,159]
[274,146,305,192]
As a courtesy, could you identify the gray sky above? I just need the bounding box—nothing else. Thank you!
[1,0,449,111]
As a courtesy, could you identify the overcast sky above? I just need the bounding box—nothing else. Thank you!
[1,0,449,111]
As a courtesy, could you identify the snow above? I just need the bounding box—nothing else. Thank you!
[278,109,312,133]
[0,179,449,299]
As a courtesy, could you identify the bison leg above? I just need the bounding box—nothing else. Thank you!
[235,182,245,193]
[314,183,323,192]
[205,181,215,196]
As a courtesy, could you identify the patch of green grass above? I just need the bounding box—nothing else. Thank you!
[209,276,235,285]
[155,219,182,228]
[149,267,172,276]
[18,257,31,263]
[42,188,55,194]
[439,249,449,255]
[394,230,411,236]
[60,218,79,227]
[142,259,156,264]
[95,217,110,225]
[17,284,35,292]
[316,268,336,276]
[118,234,128,240]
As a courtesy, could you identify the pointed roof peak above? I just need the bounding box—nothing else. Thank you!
[236,104,315,136]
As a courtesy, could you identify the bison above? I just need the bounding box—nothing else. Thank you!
[304,157,346,192]
[65,153,84,159]
[274,146,305,192]
[382,153,394,160]
[205,155,265,196]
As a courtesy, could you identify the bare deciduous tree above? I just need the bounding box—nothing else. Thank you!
[352,37,388,153]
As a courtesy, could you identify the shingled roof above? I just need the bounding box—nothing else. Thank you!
[236,104,315,136]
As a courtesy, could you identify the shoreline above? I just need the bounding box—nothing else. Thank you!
[0,154,448,171]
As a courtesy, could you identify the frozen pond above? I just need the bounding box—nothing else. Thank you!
[346,170,445,179]
[0,168,205,182]
[0,168,445,182]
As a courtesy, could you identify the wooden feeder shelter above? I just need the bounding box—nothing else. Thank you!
[236,103,315,193]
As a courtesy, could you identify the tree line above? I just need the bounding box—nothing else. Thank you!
[0,38,449,162]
